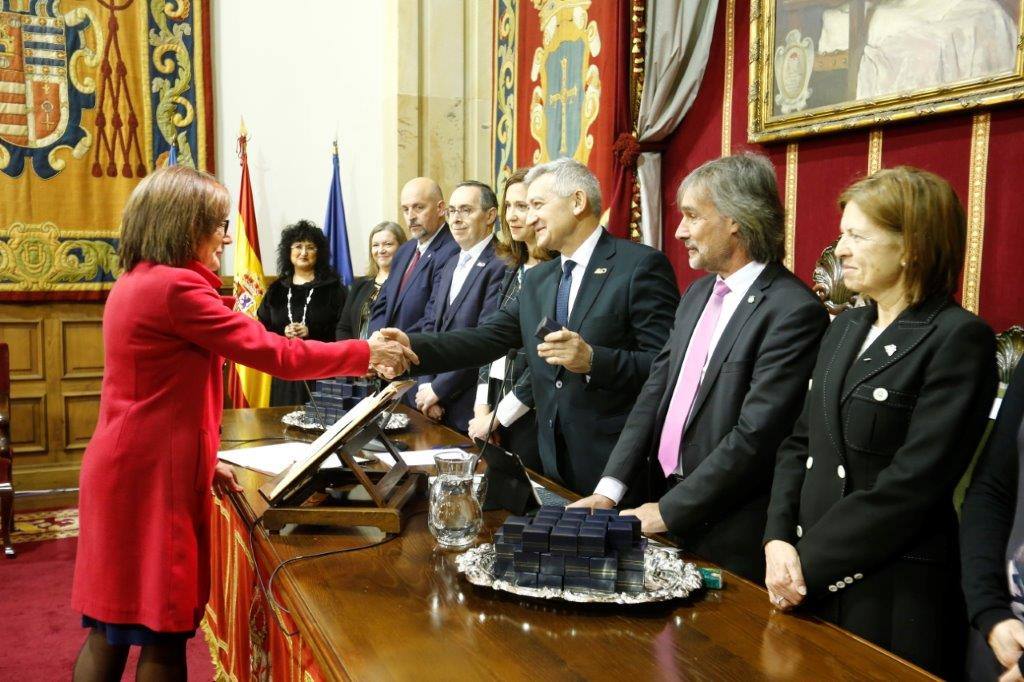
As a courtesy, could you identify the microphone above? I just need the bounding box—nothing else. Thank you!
[303,380,328,430]
[480,347,518,455]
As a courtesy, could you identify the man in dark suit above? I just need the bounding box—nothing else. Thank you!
[377,158,679,495]
[414,181,507,432]
[369,177,459,334]
[571,153,829,582]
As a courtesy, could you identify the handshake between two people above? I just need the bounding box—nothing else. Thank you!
[367,328,418,380]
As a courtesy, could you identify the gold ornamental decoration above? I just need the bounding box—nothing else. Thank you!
[529,0,601,164]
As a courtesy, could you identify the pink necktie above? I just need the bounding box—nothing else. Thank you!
[657,279,731,477]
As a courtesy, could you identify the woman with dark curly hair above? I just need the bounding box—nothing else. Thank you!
[257,220,347,406]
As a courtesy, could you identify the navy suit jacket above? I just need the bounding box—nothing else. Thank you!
[368,225,459,334]
[418,238,506,432]
[409,229,679,494]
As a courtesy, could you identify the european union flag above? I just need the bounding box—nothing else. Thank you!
[324,142,354,285]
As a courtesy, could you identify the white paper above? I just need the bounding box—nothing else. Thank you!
[217,442,310,476]
[218,443,365,475]
[374,447,468,468]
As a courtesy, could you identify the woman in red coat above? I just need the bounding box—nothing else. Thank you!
[71,166,414,680]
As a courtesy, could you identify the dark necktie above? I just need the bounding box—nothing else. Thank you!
[555,259,576,327]
[398,248,421,294]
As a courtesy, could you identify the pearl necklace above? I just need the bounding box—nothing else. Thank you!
[286,284,313,326]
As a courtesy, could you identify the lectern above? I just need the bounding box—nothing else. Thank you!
[259,380,422,533]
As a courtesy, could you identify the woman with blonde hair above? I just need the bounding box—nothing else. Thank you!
[336,221,407,340]
[71,166,414,681]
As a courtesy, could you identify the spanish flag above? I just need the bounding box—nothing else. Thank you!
[226,121,271,408]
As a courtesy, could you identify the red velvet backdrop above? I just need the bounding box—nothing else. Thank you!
[660,0,1024,332]
[514,1,630,236]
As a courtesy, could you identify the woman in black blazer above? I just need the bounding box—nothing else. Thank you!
[763,167,998,679]
[335,221,406,341]
[961,360,1024,680]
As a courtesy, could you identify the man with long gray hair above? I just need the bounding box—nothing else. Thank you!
[378,157,679,495]
[571,152,829,582]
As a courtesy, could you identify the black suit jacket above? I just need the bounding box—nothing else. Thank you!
[764,294,997,677]
[368,226,459,334]
[602,262,828,581]
[417,239,506,432]
[409,229,679,494]
[335,276,377,340]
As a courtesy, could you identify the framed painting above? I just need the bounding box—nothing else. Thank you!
[748,0,1024,142]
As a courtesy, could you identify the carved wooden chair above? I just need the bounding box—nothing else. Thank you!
[1,343,14,557]
[811,237,863,316]
[996,325,1024,387]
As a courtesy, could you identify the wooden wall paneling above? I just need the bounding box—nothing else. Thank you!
[9,393,46,455]
[0,302,104,509]
[60,319,105,379]
[63,392,101,451]
[0,318,44,380]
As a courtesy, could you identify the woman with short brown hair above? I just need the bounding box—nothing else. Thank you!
[764,166,998,678]
[71,166,414,681]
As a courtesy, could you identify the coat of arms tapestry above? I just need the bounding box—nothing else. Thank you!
[0,0,214,301]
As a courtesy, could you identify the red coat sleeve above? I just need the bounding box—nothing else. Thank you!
[167,270,370,379]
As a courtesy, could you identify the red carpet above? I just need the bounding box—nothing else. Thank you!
[0,536,217,680]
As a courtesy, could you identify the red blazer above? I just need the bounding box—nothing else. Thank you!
[72,261,370,632]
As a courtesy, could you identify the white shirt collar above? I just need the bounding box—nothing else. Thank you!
[459,233,493,263]
[718,260,767,296]
[417,225,444,254]
[560,226,603,272]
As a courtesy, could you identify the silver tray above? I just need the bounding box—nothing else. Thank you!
[281,409,410,433]
[455,542,703,604]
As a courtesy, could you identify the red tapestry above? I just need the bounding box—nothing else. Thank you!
[660,0,1023,333]
[512,0,632,237]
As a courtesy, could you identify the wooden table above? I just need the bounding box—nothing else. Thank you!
[208,406,933,681]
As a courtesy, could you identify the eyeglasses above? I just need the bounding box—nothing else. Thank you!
[446,206,477,218]
[291,243,318,253]
[216,219,230,236]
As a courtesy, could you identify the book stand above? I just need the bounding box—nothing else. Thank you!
[258,381,423,534]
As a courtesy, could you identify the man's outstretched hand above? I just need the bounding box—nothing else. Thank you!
[368,329,418,379]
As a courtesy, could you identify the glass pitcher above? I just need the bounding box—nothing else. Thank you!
[428,450,486,550]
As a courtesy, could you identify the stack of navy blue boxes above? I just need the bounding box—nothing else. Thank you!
[492,505,647,594]
[303,378,374,425]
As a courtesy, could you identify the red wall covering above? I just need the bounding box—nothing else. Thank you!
[661,0,1024,332]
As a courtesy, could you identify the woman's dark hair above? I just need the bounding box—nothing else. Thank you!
[494,167,554,268]
[275,220,336,281]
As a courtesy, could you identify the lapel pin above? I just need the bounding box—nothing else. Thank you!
[594,267,608,275]
[475,261,485,267]
[884,344,896,356]
[747,295,755,303]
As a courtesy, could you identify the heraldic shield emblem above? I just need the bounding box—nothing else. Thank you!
[529,0,601,164]
[0,1,97,179]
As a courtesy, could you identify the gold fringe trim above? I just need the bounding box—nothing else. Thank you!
[721,0,736,156]
[867,129,883,174]
[200,616,234,682]
[784,142,798,272]
[963,112,990,313]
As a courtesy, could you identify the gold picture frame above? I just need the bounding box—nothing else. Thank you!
[748,0,1024,143]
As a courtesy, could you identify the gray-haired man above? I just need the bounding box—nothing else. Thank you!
[380,158,680,495]
[570,153,829,582]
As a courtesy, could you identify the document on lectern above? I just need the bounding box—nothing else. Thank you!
[266,379,415,502]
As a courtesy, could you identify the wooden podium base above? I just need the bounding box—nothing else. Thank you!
[261,468,425,534]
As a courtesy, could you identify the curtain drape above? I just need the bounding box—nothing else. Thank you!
[636,0,718,248]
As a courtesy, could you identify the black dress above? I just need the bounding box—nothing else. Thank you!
[961,360,1024,680]
[257,275,346,406]
[335,276,381,341]
[475,266,541,472]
